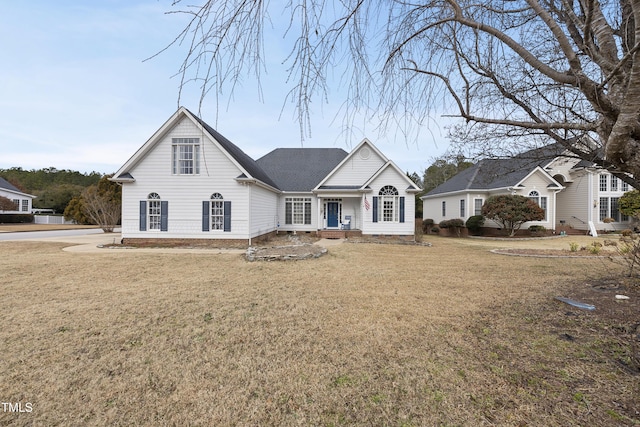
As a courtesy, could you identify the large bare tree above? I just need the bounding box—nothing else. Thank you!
[161,0,640,188]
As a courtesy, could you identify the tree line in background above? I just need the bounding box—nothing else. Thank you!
[0,168,121,231]
[1,167,103,213]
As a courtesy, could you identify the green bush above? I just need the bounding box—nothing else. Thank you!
[0,214,34,224]
[422,218,435,234]
[528,225,547,236]
[439,218,465,236]
[465,215,484,234]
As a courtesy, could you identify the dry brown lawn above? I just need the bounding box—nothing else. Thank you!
[1,236,638,426]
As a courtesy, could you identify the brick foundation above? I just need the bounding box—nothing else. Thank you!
[123,230,278,249]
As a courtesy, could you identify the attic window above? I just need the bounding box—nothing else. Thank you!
[172,138,200,175]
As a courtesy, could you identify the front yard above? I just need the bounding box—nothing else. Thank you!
[0,236,638,425]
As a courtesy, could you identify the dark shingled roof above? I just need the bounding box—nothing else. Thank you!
[426,144,567,196]
[257,148,348,192]
[188,110,280,190]
[0,176,21,193]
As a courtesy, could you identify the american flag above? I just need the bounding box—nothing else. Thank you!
[364,195,370,211]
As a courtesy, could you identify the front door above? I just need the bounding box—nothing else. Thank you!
[327,202,339,228]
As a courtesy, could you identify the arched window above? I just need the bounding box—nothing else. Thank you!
[379,185,399,196]
[528,190,547,220]
[147,193,162,230]
[210,193,224,230]
[378,186,399,222]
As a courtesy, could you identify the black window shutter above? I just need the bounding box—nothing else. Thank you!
[372,196,378,223]
[160,201,168,231]
[223,201,231,232]
[139,201,146,231]
[400,197,405,223]
[202,201,210,231]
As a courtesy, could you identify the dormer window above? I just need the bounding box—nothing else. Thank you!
[172,138,200,175]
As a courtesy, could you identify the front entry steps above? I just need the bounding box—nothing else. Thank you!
[319,230,345,239]
[317,229,362,239]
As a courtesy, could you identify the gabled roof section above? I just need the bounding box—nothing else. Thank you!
[516,166,564,190]
[256,148,348,192]
[111,107,278,190]
[424,143,567,197]
[362,161,422,193]
[0,177,22,193]
[0,177,35,198]
[188,111,278,189]
[314,138,388,190]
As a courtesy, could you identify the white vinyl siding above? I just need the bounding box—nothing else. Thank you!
[119,116,256,239]
[322,144,385,187]
[364,167,414,235]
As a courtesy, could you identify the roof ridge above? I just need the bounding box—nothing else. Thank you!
[465,160,483,189]
[185,109,280,190]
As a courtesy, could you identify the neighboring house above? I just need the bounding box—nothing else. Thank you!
[422,144,635,233]
[111,107,421,245]
[0,177,35,214]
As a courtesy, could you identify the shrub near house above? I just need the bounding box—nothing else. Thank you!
[482,195,545,237]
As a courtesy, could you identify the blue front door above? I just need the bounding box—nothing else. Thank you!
[327,202,339,228]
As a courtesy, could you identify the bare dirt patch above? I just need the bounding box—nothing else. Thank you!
[0,237,638,426]
[493,248,613,257]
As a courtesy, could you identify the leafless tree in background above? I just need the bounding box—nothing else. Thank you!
[159,0,640,188]
[80,176,121,233]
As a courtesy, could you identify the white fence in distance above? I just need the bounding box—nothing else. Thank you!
[34,215,76,225]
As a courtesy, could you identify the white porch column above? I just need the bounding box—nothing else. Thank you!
[317,197,323,230]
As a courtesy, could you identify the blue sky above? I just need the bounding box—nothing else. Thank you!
[1,1,451,176]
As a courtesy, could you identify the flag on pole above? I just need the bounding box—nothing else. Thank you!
[364,195,370,211]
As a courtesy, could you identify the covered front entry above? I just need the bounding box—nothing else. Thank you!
[318,196,362,231]
[327,201,340,227]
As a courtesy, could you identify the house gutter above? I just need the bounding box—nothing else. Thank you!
[248,184,252,247]
[587,170,594,225]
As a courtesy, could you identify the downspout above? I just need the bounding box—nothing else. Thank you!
[248,184,252,247]
[551,188,562,232]
[587,170,594,225]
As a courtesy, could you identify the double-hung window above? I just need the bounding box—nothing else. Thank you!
[460,199,465,217]
[379,186,399,222]
[202,194,231,232]
[148,193,162,230]
[285,198,311,225]
[528,190,547,220]
[210,193,224,230]
[600,196,626,222]
[140,193,167,232]
[474,199,483,216]
[599,174,608,191]
[172,138,200,175]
